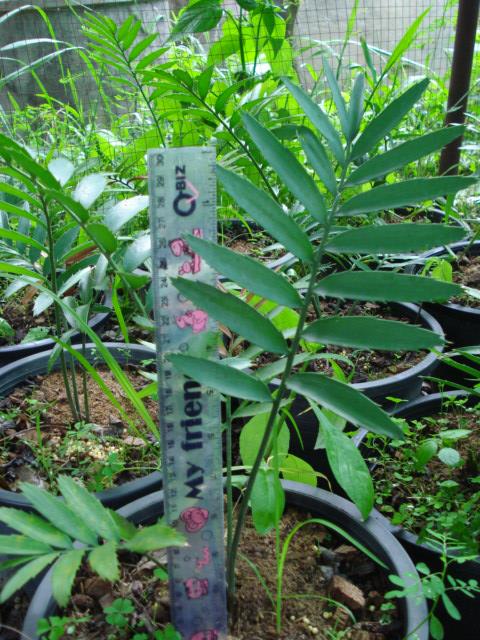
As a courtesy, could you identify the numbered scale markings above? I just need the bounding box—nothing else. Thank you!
[148,148,227,640]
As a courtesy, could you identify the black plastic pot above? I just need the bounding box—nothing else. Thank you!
[433,346,480,390]
[22,480,429,640]
[0,289,113,367]
[363,392,480,638]
[283,303,444,477]
[410,241,480,347]
[393,207,471,232]
[0,342,162,512]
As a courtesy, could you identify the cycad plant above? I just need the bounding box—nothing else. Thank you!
[165,66,477,606]
[0,134,153,427]
[0,476,185,605]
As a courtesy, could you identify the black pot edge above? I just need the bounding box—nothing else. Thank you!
[410,240,480,316]
[22,481,429,640]
[0,342,162,511]
[0,289,114,363]
[271,302,445,403]
[353,303,444,399]
[359,390,480,570]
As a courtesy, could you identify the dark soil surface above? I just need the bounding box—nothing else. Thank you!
[0,366,160,493]
[18,507,403,640]
[250,302,428,385]
[367,403,480,543]
[451,253,480,307]
[0,287,55,346]
[220,222,287,265]
[308,302,427,383]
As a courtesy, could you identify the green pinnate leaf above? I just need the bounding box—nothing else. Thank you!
[303,316,444,351]
[0,508,72,549]
[316,272,461,303]
[52,548,85,607]
[327,224,466,254]
[185,234,302,307]
[216,165,313,263]
[171,278,288,354]
[57,476,119,541]
[347,126,465,185]
[0,553,59,603]
[125,523,187,553]
[297,127,337,195]
[281,77,344,164]
[338,177,477,216]
[89,541,119,582]
[19,483,97,545]
[169,354,272,402]
[242,112,327,223]
[351,78,429,159]
[287,373,403,439]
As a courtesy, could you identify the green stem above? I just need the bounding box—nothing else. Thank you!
[112,28,166,147]
[68,354,82,422]
[226,149,352,596]
[179,83,279,202]
[252,7,264,77]
[226,397,233,561]
[273,415,282,634]
[82,334,90,422]
[42,197,79,422]
[238,8,247,75]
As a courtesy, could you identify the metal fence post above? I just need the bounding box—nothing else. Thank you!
[439,0,480,175]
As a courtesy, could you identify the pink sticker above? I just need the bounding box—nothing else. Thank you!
[196,546,211,570]
[184,577,209,600]
[190,631,219,640]
[180,507,209,533]
[175,309,208,334]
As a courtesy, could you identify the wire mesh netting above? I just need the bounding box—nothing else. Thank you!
[0,0,475,174]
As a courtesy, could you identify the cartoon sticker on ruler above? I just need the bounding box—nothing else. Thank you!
[169,228,203,275]
[180,506,209,532]
[196,546,211,570]
[175,309,208,334]
[190,631,219,640]
[184,577,209,599]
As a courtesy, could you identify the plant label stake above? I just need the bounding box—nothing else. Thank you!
[148,147,227,640]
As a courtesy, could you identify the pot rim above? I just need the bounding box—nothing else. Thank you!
[411,240,480,316]
[359,390,480,566]
[270,302,444,394]
[0,289,113,357]
[22,480,429,640]
[0,342,162,510]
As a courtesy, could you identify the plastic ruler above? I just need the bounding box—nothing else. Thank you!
[148,147,228,640]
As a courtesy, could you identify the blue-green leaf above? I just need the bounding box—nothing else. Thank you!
[171,278,288,354]
[242,112,327,223]
[169,354,272,402]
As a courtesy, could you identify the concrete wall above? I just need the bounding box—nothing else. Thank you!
[293,0,455,80]
[0,0,455,111]
[0,0,170,110]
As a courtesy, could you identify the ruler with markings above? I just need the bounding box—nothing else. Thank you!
[148,147,227,640]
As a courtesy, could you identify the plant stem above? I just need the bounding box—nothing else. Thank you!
[68,354,82,421]
[226,224,331,594]
[42,197,79,422]
[226,150,351,596]
[273,416,282,634]
[237,8,247,75]
[226,397,233,561]
[111,28,166,147]
[82,334,90,421]
[178,83,279,202]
